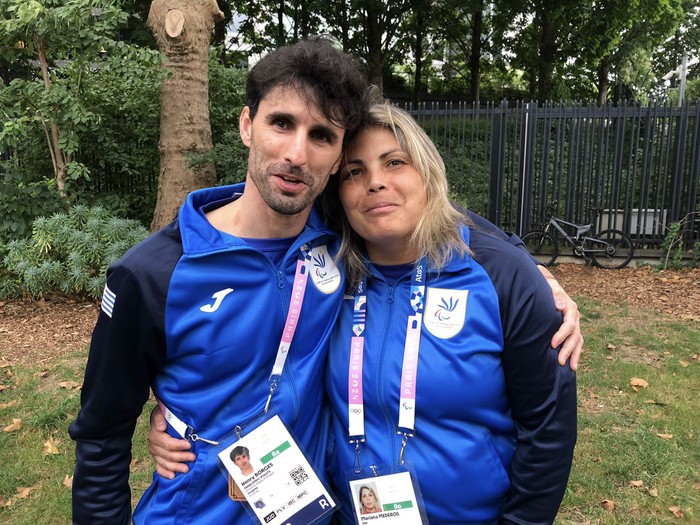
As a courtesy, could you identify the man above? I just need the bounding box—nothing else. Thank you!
[69,38,368,524]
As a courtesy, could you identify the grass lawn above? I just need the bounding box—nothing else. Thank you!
[556,297,699,524]
[0,294,698,524]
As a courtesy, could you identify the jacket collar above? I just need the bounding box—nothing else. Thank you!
[178,183,333,256]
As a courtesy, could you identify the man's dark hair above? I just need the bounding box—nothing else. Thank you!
[230,446,249,461]
[246,38,368,139]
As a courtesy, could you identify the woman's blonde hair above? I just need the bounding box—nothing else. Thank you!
[321,96,471,289]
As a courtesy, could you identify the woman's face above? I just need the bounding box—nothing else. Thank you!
[338,127,427,264]
[361,488,377,509]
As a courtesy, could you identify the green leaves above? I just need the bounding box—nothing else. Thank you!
[0,0,156,197]
[1,205,149,300]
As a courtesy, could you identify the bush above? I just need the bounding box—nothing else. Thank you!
[1,205,148,301]
[660,221,685,269]
[659,214,700,269]
[0,162,66,242]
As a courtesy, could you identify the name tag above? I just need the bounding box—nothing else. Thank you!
[218,415,337,525]
[348,467,426,524]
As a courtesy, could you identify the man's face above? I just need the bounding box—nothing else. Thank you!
[233,453,251,471]
[240,85,346,216]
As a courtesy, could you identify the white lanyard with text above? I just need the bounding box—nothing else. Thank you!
[347,258,426,469]
[159,244,314,444]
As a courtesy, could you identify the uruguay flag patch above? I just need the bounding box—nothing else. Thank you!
[101,284,116,318]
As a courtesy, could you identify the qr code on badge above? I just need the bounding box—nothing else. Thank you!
[289,465,308,486]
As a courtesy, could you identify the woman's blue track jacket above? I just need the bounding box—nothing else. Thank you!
[325,225,577,525]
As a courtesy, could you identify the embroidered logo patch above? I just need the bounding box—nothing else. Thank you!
[307,245,341,294]
[423,287,468,339]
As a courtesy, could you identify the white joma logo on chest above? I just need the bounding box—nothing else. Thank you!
[200,288,234,312]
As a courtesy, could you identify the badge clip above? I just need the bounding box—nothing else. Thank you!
[263,378,279,414]
[395,429,415,466]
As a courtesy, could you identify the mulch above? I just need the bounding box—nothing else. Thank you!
[0,263,698,368]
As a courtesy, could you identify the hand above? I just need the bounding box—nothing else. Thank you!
[149,408,196,479]
[537,266,583,371]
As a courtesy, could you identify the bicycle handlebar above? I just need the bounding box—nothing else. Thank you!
[545,201,559,215]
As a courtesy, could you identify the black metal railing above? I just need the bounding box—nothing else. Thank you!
[400,100,700,253]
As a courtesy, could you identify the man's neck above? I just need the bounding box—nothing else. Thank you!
[206,187,311,239]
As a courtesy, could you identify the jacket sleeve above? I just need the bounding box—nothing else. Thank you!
[496,249,577,524]
[68,256,168,524]
[463,208,539,262]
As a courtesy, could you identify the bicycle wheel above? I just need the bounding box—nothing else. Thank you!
[521,230,559,266]
[589,229,634,269]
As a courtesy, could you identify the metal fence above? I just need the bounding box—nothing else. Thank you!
[400,100,700,254]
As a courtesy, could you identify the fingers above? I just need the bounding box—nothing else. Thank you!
[152,448,194,478]
[553,320,583,371]
[153,410,168,432]
[549,285,583,371]
[148,409,195,478]
[537,265,583,371]
[149,433,195,478]
[156,462,177,479]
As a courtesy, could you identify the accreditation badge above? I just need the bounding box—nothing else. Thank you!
[345,463,429,525]
[217,414,337,525]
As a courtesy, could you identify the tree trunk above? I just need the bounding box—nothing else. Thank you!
[36,41,68,198]
[277,0,286,46]
[337,0,350,51]
[365,1,384,91]
[597,58,610,106]
[147,0,223,231]
[413,10,424,104]
[469,4,483,103]
[536,7,556,101]
[293,0,299,41]
[300,0,310,39]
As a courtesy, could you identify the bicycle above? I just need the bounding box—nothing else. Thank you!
[521,201,634,269]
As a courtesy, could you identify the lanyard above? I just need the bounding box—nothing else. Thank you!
[160,244,314,444]
[347,259,426,467]
[264,243,313,411]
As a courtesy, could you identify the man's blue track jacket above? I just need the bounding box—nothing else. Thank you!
[69,183,344,524]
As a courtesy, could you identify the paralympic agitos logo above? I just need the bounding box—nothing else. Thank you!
[313,252,327,278]
[435,296,459,321]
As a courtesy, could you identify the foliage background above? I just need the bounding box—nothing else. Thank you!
[0,0,698,301]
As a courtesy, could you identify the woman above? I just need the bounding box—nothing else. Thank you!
[317,100,576,524]
[149,101,577,524]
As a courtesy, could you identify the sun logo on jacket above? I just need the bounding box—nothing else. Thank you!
[435,296,459,321]
[313,252,328,278]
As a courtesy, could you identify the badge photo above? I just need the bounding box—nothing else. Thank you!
[347,468,428,525]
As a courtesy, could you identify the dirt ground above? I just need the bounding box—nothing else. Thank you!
[0,263,699,368]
